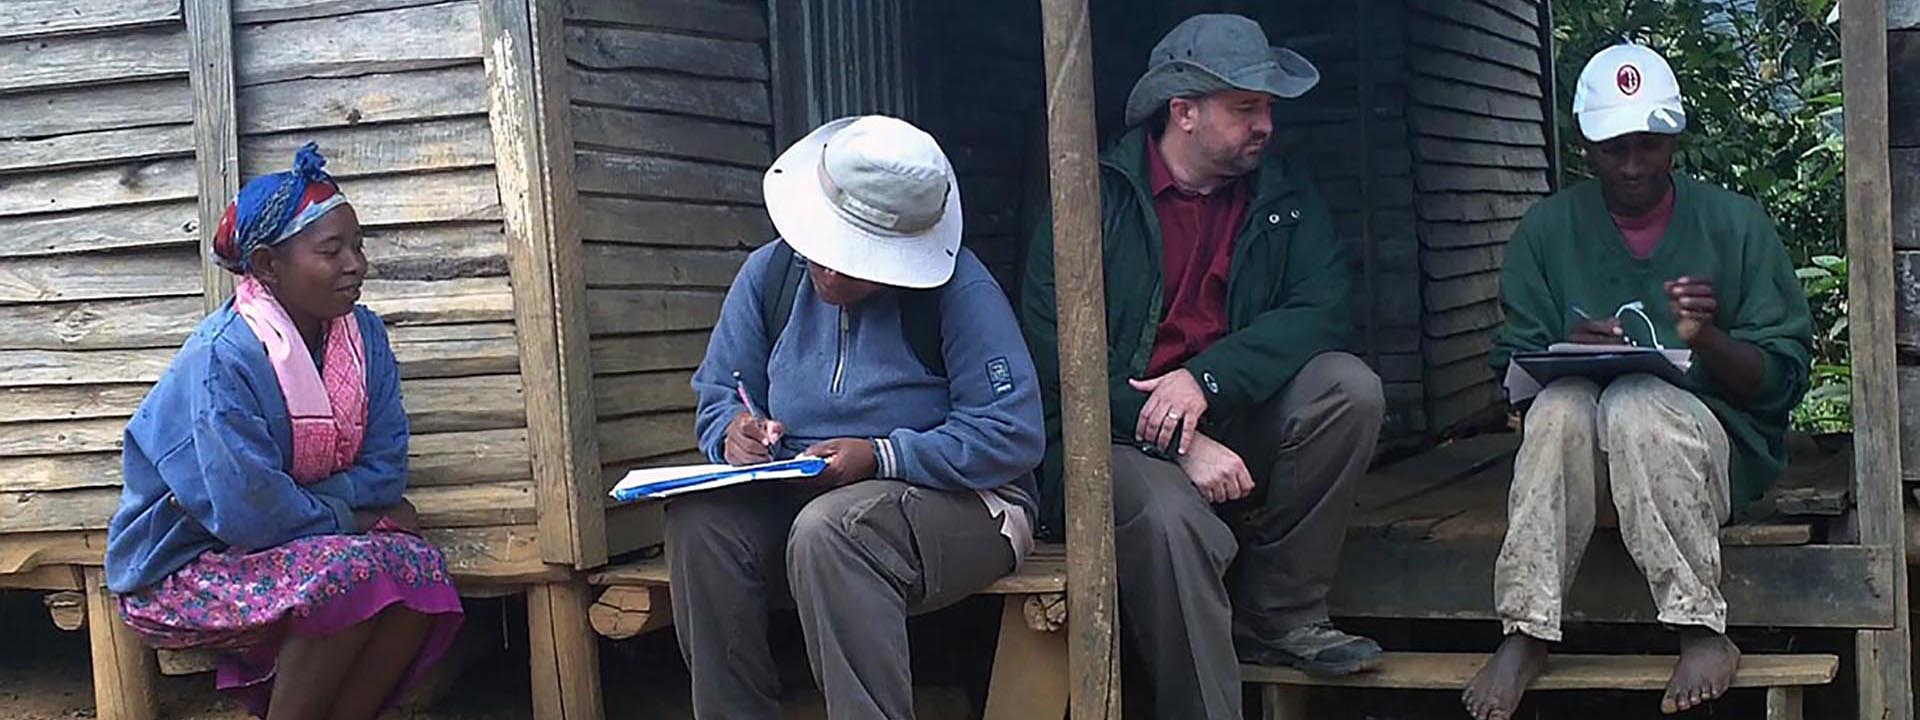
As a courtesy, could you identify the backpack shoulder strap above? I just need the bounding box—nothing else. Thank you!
[898,288,946,378]
[758,240,806,349]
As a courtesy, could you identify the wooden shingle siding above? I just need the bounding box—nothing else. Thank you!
[1405,0,1550,434]
[233,2,483,86]
[1262,2,1425,437]
[0,0,182,41]
[0,4,197,535]
[563,0,774,555]
[0,0,540,540]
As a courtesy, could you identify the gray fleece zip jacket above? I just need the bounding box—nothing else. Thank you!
[692,242,1045,519]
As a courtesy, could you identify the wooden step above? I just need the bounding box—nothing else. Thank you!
[590,542,1068,595]
[1241,652,1840,690]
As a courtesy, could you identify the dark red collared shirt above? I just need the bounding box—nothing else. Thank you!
[1144,134,1251,377]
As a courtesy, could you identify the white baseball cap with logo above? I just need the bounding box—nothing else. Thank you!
[1573,43,1687,143]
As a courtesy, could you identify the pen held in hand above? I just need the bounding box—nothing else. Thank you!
[732,371,764,419]
[733,371,776,449]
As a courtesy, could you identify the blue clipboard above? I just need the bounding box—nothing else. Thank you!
[608,456,828,504]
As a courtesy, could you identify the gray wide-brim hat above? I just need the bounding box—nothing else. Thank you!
[1124,14,1321,127]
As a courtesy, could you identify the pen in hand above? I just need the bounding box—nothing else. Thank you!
[733,371,777,449]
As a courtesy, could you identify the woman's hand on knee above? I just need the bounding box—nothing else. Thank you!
[357,498,420,534]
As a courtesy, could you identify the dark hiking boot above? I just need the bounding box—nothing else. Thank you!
[1236,621,1384,677]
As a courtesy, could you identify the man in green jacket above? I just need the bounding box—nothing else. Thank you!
[1462,45,1813,720]
[1020,14,1386,719]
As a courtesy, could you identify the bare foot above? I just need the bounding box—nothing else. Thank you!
[1463,634,1549,720]
[1662,629,1740,714]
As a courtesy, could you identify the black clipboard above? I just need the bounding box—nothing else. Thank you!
[1512,349,1690,388]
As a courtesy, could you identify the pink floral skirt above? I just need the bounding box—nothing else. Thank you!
[119,531,464,717]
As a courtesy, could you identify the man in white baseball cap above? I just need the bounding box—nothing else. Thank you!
[669,115,1046,719]
[1465,44,1813,720]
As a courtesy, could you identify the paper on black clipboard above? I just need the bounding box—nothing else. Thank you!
[1502,343,1693,403]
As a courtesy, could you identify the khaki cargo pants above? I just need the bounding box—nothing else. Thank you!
[1496,374,1732,641]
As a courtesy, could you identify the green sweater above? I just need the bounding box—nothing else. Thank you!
[1020,127,1353,538]
[1491,175,1814,513]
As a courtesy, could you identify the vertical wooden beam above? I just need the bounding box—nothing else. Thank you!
[527,579,604,720]
[83,567,156,720]
[481,0,608,569]
[187,0,240,312]
[1037,0,1121,717]
[1766,686,1806,720]
[1260,685,1309,720]
[768,0,815,147]
[982,596,1070,720]
[1841,1,1913,718]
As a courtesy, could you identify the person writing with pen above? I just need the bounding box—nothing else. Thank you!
[666,115,1045,720]
[1464,44,1813,720]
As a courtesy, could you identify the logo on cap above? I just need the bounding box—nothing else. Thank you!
[1616,64,1642,96]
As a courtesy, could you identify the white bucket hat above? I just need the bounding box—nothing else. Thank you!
[762,115,963,289]
[1573,43,1687,143]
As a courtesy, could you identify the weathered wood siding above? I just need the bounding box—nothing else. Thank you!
[1403,0,1552,434]
[563,0,773,555]
[0,3,198,532]
[1888,6,1920,482]
[0,1,537,549]
[917,0,1045,294]
[1265,2,1425,439]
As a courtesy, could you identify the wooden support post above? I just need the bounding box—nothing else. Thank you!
[1766,686,1806,720]
[528,579,604,720]
[186,0,239,311]
[480,0,607,569]
[984,596,1070,720]
[83,567,156,720]
[1841,1,1913,718]
[1037,0,1121,717]
[1259,685,1309,720]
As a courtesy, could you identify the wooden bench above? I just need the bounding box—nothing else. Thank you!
[1,524,580,720]
[588,543,1070,720]
[1243,652,1840,720]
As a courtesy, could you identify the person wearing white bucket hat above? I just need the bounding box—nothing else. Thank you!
[1465,44,1813,720]
[666,115,1045,720]
[1022,13,1385,720]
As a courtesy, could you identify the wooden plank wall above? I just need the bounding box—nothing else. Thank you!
[1261,1,1426,439]
[919,0,1046,293]
[1887,6,1920,487]
[0,2,199,530]
[1402,0,1553,434]
[561,0,775,556]
[0,1,545,577]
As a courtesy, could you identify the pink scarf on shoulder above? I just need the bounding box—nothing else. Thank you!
[233,277,368,484]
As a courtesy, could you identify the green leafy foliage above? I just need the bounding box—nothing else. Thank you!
[1554,0,1849,430]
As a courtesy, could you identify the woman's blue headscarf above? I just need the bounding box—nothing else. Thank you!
[213,142,349,274]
